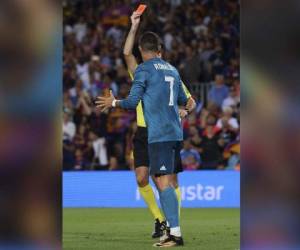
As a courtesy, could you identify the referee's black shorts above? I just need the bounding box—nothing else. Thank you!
[133,127,149,168]
[133,127,183,174]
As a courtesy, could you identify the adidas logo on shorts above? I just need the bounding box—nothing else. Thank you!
[160,165,167,171]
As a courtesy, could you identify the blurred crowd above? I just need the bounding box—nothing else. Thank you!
[63,0,240,171]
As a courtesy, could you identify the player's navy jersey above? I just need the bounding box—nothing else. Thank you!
[119,57,187,143]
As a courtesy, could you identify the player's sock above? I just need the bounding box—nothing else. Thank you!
[159,186,181,236]
[175,186,181,217]
[139,184,164,222]
[158,189,168,224]
[170,227,181,237]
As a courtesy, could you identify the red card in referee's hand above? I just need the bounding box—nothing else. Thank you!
[136,4,147,15]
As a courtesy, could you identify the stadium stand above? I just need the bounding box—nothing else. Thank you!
[63,0,240,171]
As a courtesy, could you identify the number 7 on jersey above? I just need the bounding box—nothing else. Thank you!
[165,76,174,106]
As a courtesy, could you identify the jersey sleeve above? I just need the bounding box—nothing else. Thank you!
[177,80,188,106]
[128,70,134,81]
[119,66,148,109]
[181,81,191,98]
[128,63,138,81]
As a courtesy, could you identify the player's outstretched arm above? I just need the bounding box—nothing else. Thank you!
[95,90,115,113]
[123,11,141,75]
[95,67,147,112]
[95,82,144,112]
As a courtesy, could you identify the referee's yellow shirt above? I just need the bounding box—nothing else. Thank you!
[128,69,191,128]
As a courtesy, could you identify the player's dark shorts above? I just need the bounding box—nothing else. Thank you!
[148,141,183,176]
[133,127,183,174]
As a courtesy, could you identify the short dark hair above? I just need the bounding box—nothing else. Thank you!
[138,32,162,52]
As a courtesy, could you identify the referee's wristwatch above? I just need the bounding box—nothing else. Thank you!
[185,108,191,115]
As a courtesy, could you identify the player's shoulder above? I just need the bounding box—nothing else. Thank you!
[163,60,177,71]
[136,58,157,69]
[161,60,180,78]
[135,59,162,77]
[168,62,180,76]
[134,61,152,75]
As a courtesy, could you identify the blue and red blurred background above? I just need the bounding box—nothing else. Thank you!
[62,0,240,172]
[0,0,300,249]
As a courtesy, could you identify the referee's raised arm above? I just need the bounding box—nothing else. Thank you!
[123,11,140,77]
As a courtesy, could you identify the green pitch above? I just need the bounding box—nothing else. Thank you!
[63,208,240,250]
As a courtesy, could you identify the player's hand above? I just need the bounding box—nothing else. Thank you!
[179,109,188,119]
[130,11,141,29]
[95,90,115,112]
